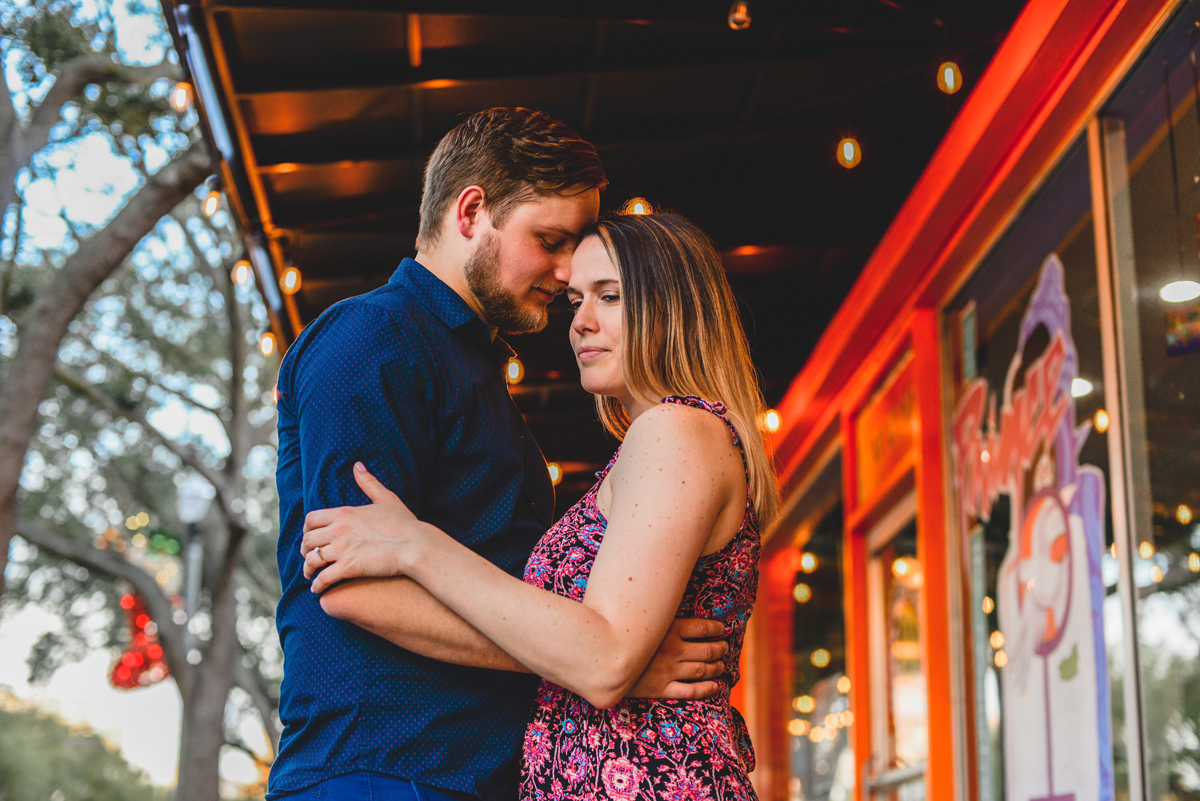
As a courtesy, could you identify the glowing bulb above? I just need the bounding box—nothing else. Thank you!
[787,719,809,736]
[1177,504,1193,525]
[994,649,1008,668]
[793,582,811,603]
[170,81,193,112]
[837,138,861,169]
[981,449,991,463]
[794,695,815,713]
[260,332,276,357]
[727,1,751,30]
[506,357,525,385]
[1188,553,1200,572]
[1151,565,1164,582]
[800,552,817,573]
[621,197,653,216]
[1139,541,1154,559]
[836,676,851,693]
[937,62,962,94]
[232,260,252,286]
[811,648,831,668]
[136,512,149,527]
[1094,408,1109,433]
[982,596,994,614]
[281,267,302,295]
[204,189,220,217]
[547,462,562,486]
[825,713,838,728]
[891,557,910,577]
[763,409,781,433]
[989,630,1005,649]
[1071,377,1094,398]
[809,727,826,743]
[844,711,854,726]
[1160,280,1200,303]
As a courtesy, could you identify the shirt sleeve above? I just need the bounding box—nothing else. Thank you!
[286,300,439,519]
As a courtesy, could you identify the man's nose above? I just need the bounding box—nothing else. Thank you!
[552,253,572,286]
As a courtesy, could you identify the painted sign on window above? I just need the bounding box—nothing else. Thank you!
[951,255,1113,801]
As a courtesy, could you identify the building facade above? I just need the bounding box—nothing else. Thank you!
[743,1,1200,799]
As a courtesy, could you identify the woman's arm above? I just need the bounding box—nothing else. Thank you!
[303,403,743,708]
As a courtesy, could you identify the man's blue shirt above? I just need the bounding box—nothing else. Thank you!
[270,258,554,801]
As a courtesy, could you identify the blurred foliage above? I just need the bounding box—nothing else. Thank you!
[0,697,169,801]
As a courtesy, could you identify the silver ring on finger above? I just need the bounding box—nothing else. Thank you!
[314,545,325,565]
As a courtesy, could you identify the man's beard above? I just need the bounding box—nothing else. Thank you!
[464,231,550,334]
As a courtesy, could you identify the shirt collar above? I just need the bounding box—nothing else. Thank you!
[391,257,483,332]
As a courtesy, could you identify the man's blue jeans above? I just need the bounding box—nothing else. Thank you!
[271,772,481,801]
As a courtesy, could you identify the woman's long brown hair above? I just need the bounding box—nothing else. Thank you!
[584,212,779,527]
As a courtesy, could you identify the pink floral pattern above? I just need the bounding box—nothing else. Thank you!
[520,396,759,801]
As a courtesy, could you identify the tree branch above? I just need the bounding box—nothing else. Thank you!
[0,196,22,316]
[54,363,231,497]
[0,140,211,595]
[235,658,279,756]
[14,519,194,698]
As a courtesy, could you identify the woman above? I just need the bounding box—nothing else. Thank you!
[301,212,778,800]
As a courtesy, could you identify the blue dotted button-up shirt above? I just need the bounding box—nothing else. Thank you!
[269,258,554,801]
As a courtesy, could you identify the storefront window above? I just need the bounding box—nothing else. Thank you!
[1101,4,1200,797]
[879,521,926,778]
[946,138,1124,801]
[770,454,854,801]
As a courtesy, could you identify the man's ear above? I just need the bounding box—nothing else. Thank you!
[454,186,488,240]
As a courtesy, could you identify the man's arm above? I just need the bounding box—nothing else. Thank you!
[321,578,729,698]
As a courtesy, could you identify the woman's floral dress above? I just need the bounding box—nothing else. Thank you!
[520,396,760,801]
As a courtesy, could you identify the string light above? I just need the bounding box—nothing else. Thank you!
[1094,408,1109,433]
[1188,553,1200,572]
[809,727,826,743]
[793,582,811,603]
[989,631,1005,649]
[231,260,252,286]
[506,357,525,385]
[794,695,815,713]
[763,409,781,432]
[787,719,809,737]
[1139,541,1154,559]
[1160,280,1200,302]
[937,62,962,94]
[811,648,831,668]
[994,649,1008,668]
[1070,378,1094,398]
[170,81,193,112]
[837,137,861,169]
[547,462,562,486]
[203,177,220,218]
[982,596,994,614]
[836,676,851,693]
[800,552,817,573]
[727,1,751,30]
[281,267,302,295]
[892,557,910,577]
[621,197,653,216]
[260,332,276,357]
[1151,565,1164,583]
[1177,504,1193,525]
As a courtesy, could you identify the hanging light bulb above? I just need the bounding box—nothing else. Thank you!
[621,197,653,216]
[260,332,276,357]
[763,409,781,432]
[727,1,751,30]
[1161,280,1200,302]
[937,62,962,94]
[506,357,525,385]
[170,81,193,112]
[546,462,562,486]
[280,266,302,295]
[837,137,861,169]
[203,176,220,218]
[231,260,252,286]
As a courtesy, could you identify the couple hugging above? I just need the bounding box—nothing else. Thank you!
[270,107,778,801]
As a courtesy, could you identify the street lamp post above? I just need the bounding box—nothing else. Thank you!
[176,474,215,657]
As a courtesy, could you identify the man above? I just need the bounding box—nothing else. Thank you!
[270,108,727,801]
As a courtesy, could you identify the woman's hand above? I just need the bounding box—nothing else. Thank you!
[301,462,430,593]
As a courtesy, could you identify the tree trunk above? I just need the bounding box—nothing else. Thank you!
[0,141,211,596]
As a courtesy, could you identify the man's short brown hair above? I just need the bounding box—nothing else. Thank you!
[417,107,607,250]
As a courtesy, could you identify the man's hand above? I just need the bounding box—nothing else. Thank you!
[627,618,729,701]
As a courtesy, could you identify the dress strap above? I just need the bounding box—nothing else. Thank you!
[660,395,741,447]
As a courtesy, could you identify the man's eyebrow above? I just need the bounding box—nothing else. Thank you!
[537,225,580,239]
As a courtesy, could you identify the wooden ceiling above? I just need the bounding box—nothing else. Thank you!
[165,0,1022,510]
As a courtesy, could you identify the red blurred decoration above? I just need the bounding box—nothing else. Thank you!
[110,594,169,690]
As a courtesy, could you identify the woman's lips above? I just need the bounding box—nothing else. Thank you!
[576,347,606,361]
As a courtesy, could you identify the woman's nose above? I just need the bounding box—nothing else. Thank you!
[571,300,595,334]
